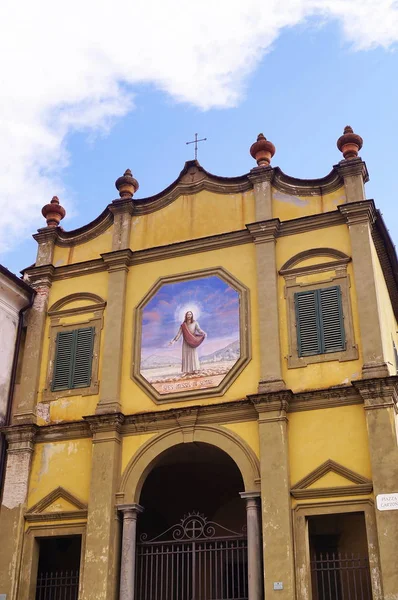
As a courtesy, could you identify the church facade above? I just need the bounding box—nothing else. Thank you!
[0,128,397,600]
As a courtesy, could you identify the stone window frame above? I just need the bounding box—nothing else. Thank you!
[280,249,358,369]
[19,522,86,600]
[293,499,382,600]
[42,293,105,402]
[132,266,251,404]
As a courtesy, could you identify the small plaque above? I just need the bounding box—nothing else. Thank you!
[273,582,283,590]
[0,594,7,600]
[376,493,398,511]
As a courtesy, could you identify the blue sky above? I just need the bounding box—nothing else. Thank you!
[1,3,398,274]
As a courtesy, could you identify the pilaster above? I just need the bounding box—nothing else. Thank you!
[96,250,132,414]
[0,424,38,600]
[13,266,54,424]
[240,491,263,600]
[81,413,124,600]
[251,391,295,599]
[247,220,285,393]
[355,378,398,599]
[339,201,389,378]
[109,199,134,251]
[248,167,274,221]
[335,157,368,203]
[33,227,59,266]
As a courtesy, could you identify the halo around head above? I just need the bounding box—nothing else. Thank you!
[175,303,202,323]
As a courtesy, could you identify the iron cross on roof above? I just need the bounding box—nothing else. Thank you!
[186,133,207,161]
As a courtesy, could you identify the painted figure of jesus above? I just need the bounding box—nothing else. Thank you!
[170,311,206,374]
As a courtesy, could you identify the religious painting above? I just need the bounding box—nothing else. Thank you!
[133,268,250,402]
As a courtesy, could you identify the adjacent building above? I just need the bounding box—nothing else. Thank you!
[0,127,397,600]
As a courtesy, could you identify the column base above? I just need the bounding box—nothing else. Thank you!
[258,378,286,394]
[361,362,390,379]
[95,401,122,415]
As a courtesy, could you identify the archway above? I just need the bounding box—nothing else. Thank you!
[136,442,248,600]
[118,431,263,600]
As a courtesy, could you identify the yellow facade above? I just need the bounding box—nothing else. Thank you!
[1,136,398,600]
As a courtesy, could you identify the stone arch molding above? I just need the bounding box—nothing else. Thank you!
[280,247,350,274]
[48,292,106,314]
[118,425,261,504]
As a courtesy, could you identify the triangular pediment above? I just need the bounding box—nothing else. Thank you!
[291,460,372,499]
[26,487,87,522]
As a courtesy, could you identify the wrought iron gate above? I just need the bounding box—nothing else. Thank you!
[136,512,248,600]
[310,553,372,600]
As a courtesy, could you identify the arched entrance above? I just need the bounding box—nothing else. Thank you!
[137,442,247,600]
[118,429,262,600]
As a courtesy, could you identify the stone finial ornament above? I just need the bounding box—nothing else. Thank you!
[337,126,363,160]
[41,196,66,228]
[250,133,276,167]
[115,168,139,199]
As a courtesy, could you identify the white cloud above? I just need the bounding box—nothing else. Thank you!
[0,0,397,254]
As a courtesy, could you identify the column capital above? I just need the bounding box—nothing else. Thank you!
[248,166,274,185]
[23,264,55,289]
[354,377,398,410]
[84,413,125,442]
[109,198,135,217]
[2,423,38,453]
[118,503,144,517]
[338,199,376,226]
[246,219,281,243]
[335,157,369,181]
[249,390,293,423]
[33,227,60,245]
[101,249,133,272]
[240,491,261,501]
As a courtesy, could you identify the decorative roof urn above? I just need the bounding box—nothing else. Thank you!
[337,126,363,160]
[115,168,139,199]
[250,133,276,167]
[41,196,66,228]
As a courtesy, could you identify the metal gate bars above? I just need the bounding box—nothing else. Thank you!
[310,553,372,600]
[136,512,248,600]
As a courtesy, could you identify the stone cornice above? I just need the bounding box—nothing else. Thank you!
[42,162,348,250]
[84,413,125,435]
[33,227,60,245]
[338,199,377,226]
[23,264,55,288]
[101,248,133,272]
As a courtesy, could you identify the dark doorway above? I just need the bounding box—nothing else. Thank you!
[137,442,248,600]
[35,535,81,600]
[309,513,372,600]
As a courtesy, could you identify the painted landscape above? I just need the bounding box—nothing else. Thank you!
[140,275,241,395]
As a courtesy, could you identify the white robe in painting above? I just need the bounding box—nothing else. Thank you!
[174,320,206,373]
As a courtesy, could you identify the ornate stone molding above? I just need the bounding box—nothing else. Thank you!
[354,376,398,411]
[247,166,274,185]
[84,413,125,444]
[339,199,377,226]
[335,158,369,181]
[3,424,38,454]
[291,459,373,499]
[25,486,88,522]
[246,219,280,243]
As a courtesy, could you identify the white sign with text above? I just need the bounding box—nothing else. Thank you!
[376,493,398,511]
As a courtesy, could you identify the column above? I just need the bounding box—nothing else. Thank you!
[339,202,389,378]
[0,424,37,600]
[355,378,398,599]
[96,250,131,414]
[80,414,124,600]
[13,266,54,424]
[118,504,143,600]
[253,393,295,599]
[240,492,263,600]
[247,221,285,393]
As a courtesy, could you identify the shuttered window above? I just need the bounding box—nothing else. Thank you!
[52,327,94,391]
[295,286,345,357]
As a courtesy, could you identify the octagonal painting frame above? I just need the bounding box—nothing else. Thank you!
[132,266,251,403]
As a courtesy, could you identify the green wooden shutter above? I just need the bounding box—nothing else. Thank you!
[295,286,345,357]
[52,327,94,391]
[71,327,95,388]
[319,286,345,353]
[295,290,321,356]
[52,331,74,390]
